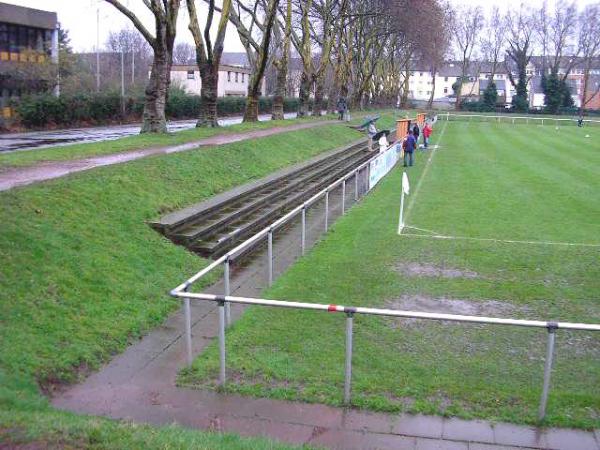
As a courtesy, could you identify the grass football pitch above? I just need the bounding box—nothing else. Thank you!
[182,119,600,429]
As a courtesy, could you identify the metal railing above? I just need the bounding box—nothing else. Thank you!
[444,112,600,125]
[170,129,600,422]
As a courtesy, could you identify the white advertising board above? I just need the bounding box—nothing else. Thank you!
[368,143,400,190]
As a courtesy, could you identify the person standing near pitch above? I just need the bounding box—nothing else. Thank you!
[423,121,433,149]
[402,129,417,167]
[412,123,420,148]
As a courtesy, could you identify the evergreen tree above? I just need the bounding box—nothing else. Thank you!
[482,82,497,110]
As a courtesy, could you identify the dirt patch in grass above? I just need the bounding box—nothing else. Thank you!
[394,262,480,279]
[387,295,517,317]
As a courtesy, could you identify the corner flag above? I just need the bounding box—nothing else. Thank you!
[398,172,409,235]
[402,172,410,195]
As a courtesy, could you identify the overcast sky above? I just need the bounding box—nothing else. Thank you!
[3,0,599,53]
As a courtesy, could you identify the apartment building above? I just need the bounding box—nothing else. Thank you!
[170,64,254,97]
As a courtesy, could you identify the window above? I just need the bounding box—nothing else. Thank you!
[235,72,238,82]
[227,71,231,81]
[187,70,194,80]
[444,76,448,82]
[419,72,423,76]
[444,87,448,94]
[0,23,7,53]
[426,91,431,95]
[242,73,245,82]
[8,25,18,53]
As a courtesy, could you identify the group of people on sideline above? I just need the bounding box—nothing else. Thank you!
[401,116,434,167]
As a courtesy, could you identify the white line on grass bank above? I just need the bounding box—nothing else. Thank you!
[401,119,449,232]
[401,232,600,248]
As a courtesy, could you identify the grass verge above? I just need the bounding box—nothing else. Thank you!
[0,115,338,169]
[180,120,600,429]
[0,116,402,446]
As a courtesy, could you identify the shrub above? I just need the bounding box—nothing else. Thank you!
[13,91,304,129]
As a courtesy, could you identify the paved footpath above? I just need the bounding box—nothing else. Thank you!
[0,120,335,192]
[52,167,600,450]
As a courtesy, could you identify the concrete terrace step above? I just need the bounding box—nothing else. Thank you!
[171,144,369,244]
[149,137,370,234]
[153,137,380,257]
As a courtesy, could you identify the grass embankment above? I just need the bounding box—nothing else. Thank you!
[0,114,340,169]
[181,120,600,429]
[0,115,396,447]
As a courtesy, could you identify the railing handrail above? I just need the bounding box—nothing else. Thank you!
[444,112,600,123]
[171,291,600,332]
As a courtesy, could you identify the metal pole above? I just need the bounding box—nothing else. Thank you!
[224,257,231,327]
[398,189,405,234]
[325,190,329,231]
[344,313,354,405]
[538,325,557,421]
[218,301,226,385]
[131,48,135,85]
[120,49,125,115]
[354,170,359,201]
[301,206,306,255]
[341,179,346,214]
[267,228,273,286]
[96,8,100,92]
[184,294,193,367]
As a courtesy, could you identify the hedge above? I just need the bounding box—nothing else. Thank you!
[13,90,306,129]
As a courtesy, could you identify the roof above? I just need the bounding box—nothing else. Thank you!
[0,2,57,30]
[171,64,251,74]
[479,79,507,91]
[221,52,249,67]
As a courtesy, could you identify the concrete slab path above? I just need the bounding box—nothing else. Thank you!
[52,172,600,450]
[0,120,335,192]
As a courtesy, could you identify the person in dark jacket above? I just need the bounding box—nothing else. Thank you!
[337,97,347,120]
[412,124,420,148]
[402,129,417,167]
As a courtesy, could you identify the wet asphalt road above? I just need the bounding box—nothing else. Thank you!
[0,113,297,153]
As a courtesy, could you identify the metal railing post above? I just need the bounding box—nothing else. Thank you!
[224,256,231,327]
[218,301,226,385]
[301,206,306,255]
[325,189,329,231]
[538,324,557,421]
[344,312,354,405]
[341,179,346,214]
[267,228,273,286]
[354,170,359,201]
[184,292,193,367]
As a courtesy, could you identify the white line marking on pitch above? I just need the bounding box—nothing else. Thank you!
[400,232,600,248]
[403,119,449,228]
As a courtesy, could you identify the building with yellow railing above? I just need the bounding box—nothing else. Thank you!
[0,2,58,123]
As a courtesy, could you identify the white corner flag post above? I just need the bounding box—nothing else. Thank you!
[398,172,410,234]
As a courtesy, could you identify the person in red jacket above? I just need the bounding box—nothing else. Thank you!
[423,122,433,149]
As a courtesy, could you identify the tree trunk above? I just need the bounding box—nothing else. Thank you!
[141,48,171,133]
[400,70,410,108]
[427,68,436,109]
[271,61,286,120]
[298,71,311,117]
[244,77,260,121]
[312,79,324,116]
[197,63,219,127]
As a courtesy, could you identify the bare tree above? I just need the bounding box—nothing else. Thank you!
[227,0,280,122]
[106,27,153,90]
[104,0,181,133]
[271,0,292,120]
[481,6,505,81]
[505,5,535,112]
[173,42,196,65]
[187,0,231,127]
[578,2,600,114]
[450,5,484,109]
